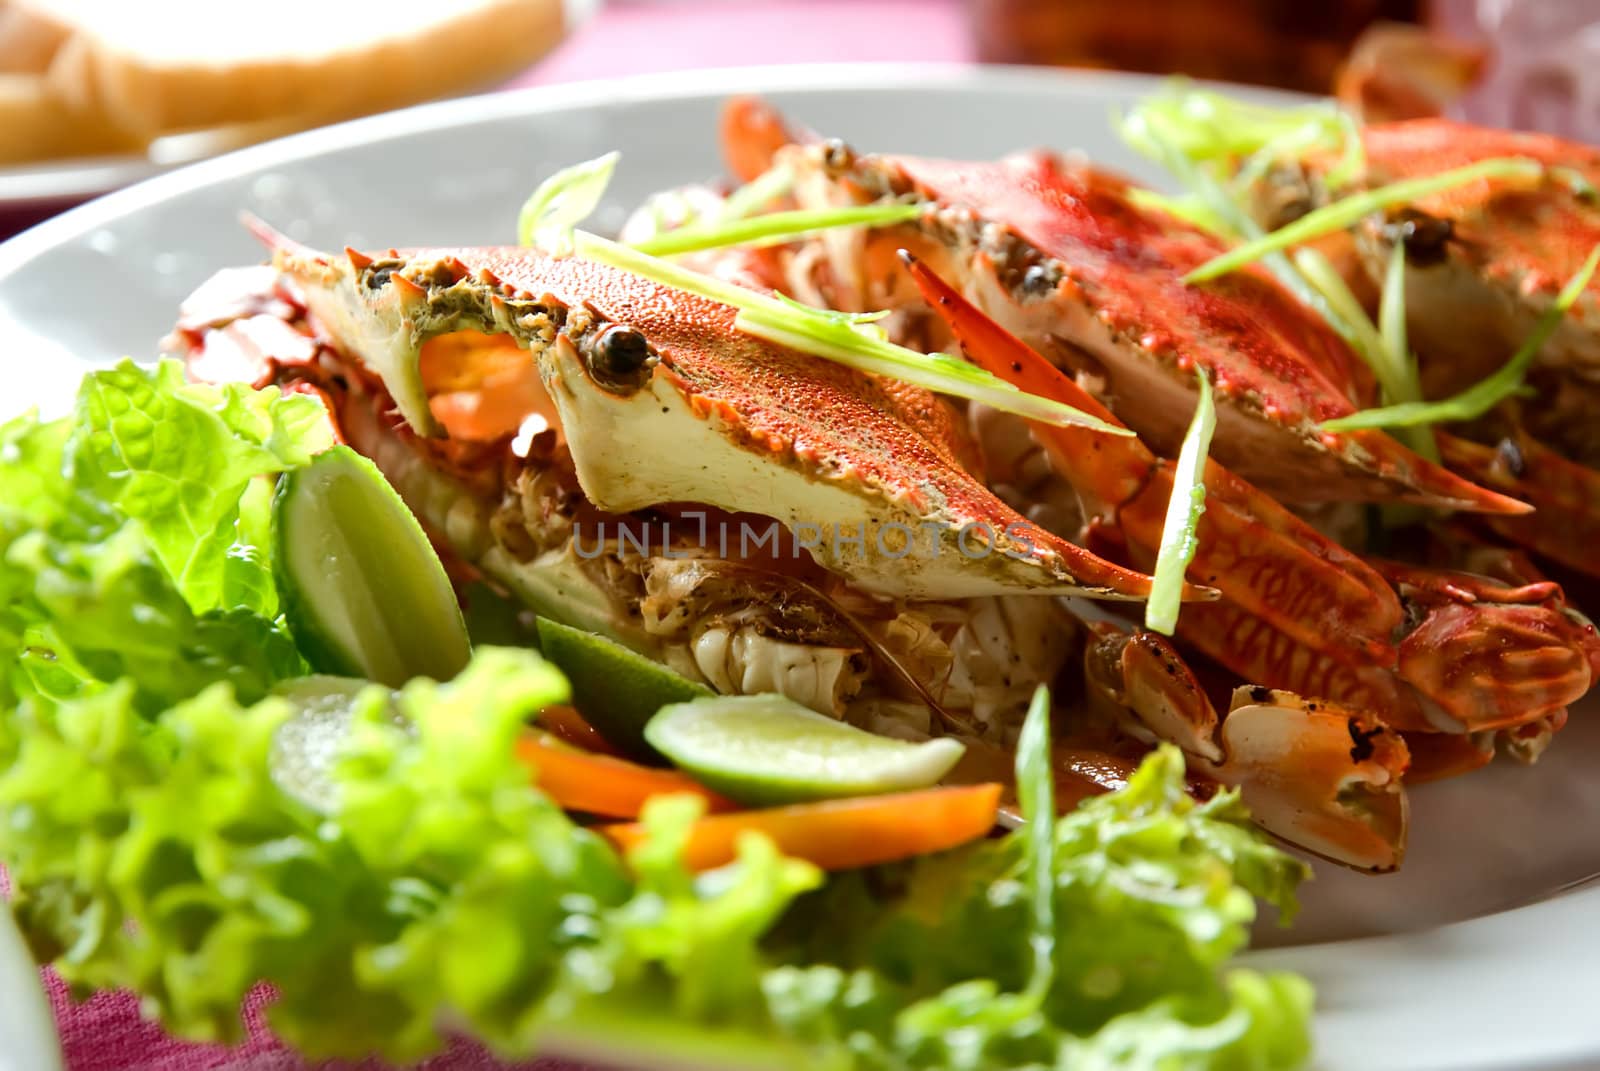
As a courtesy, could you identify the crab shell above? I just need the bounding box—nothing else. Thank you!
[264,235,1163,603]
[783,141,1527,517]
[1343,119,1600,393]
[900,250,1599,740]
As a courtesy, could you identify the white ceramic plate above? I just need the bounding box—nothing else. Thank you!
[1,64,1597,1071]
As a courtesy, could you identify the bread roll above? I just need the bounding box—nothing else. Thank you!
[2,0,566,158]
[0,73,145,164]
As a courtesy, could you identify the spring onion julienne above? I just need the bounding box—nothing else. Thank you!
[1184,156,1543,283]
[577,231,1128,432]
[1145,369,1215,636]
[1323,243,1600,432]
[516,152,1128,433]
[632,203,923,257]
[516,151,619,255]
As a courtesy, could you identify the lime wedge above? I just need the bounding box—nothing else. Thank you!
[643,694,966,807]
[269,675,403,814]
[535,617,711,761]
[275,445,470,688]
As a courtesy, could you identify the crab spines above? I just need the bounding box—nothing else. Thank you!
[240,212,323,262]
[1334,426,1533,515]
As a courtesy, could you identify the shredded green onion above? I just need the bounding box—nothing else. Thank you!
[1553,166,1599,204]
[1377,240,1411,393]
[1121,108,1377,356]
[1122,86,1362,185]
[714,162,796,222]
[1323,243,1600,432]
[1145,369,1215,636]
[632,203,922,257]
[516,152,619,255]
[573,231,1131,434]
[1126,188,1234,237]
[515,153,1124,431]
[1016,686,1056,1000]
[1185,156,1543,283]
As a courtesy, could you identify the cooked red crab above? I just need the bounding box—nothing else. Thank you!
[714,99,1600,823]
[166,223,1437,870]
[1268,118,1600,585]
[725,101,1525,516]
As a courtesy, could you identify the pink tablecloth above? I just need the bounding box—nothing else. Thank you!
[33,2,968,1068]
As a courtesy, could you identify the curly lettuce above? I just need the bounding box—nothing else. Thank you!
[763,702,1312,1071]
[1,358,1314,1070]
[0,360,329,715]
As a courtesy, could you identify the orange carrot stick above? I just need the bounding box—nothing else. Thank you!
[537,704,624,757]
[515,734,737,818]
[599,783,1003,872]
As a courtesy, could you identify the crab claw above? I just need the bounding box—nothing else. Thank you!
[794,141,1527,515]
[1377,561,1600,732]
[265,236,1158,603]
[1085,625,1409,872]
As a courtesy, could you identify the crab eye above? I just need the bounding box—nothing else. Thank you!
[1382,208,1454,265]
[583,323,655,392]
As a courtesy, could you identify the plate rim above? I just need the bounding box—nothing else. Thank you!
[0,61,1595,1071]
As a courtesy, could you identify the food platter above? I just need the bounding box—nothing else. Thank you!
[1,64,1597,1071]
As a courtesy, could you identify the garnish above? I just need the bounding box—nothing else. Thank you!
[0,359,1315,1066]
[1122,86,1364,188]
[641,693,966,806]
[275,445,470,687]
[716,161,797,221]
[516,151,619,254]
[631,202,922,257]
[1146,369,1215,635]
[575,230,1130,432]
[1123,91,1436,461]
[515,155,1124,431]
[1015,686,1056,999]
[1323,243,1600,431]
[1184,156,1542,283]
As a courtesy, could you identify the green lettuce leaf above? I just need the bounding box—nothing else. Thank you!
[0,360,328,715]
[0,647,817,1063]
[71,360,332,616]
[2,362,1313,1071]
[765,746,1312,1070]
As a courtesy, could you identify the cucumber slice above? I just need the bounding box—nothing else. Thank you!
[643,694,966,807]
[535,617,711,761]
[269,675,403,814]
[275,446,470,688]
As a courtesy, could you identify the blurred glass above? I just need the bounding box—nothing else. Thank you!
[1434,0,1600,143]
[969,0,1419,93]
